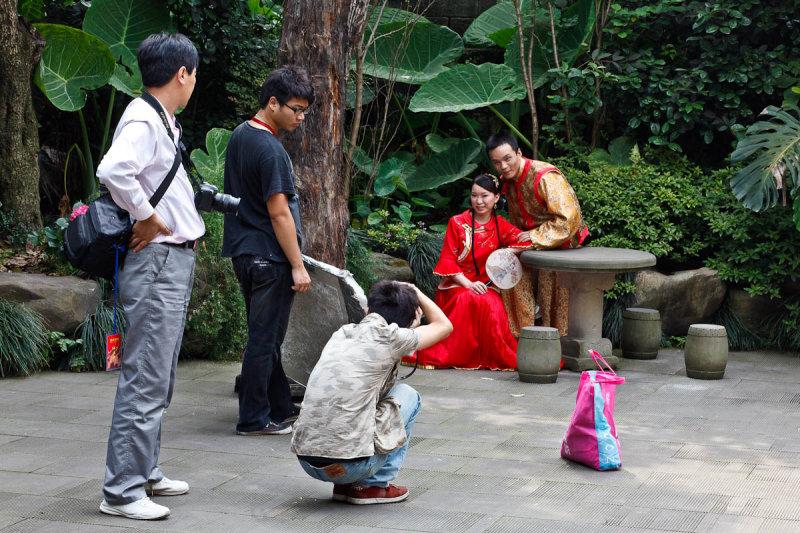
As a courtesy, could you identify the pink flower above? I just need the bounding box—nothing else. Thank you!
[70,204,88,221]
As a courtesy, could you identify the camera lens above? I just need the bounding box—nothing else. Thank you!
[212,192,240,215]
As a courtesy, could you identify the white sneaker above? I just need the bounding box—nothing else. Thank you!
[99,497,170,520]
[146,476,190,496]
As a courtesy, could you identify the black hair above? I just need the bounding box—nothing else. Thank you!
[470,174,502,276]
[486,132,519,153]
[473,173,502,195]
[259,65,316,108]
[367,280,420,328]
[137,32,198,88]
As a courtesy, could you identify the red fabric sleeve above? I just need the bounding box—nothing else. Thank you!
[433,217,464,276]
[497,215,530,249]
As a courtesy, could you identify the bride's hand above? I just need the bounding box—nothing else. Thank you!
[468,281,488,295]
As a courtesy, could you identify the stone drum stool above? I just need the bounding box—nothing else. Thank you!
[517,326,561,383]
[684,324,728,380]
[621,307,661,360]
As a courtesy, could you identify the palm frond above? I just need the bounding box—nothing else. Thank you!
[730,105,800,211]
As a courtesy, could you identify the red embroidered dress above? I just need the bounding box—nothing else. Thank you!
[407,210,528,370]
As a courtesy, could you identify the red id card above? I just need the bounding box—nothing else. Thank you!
[106,333,122,371]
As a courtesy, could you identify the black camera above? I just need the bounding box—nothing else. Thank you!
[194,182,240,215]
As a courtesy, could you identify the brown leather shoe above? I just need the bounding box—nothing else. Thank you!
[347,483,409,505]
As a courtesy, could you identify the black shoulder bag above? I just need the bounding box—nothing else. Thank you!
[64,93,183,280]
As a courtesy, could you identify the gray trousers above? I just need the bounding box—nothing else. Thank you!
[103,243,195,505]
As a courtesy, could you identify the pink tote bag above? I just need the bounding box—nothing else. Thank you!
[561,350,625,470]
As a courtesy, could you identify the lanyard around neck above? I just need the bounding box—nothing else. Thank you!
[251,116,277,136]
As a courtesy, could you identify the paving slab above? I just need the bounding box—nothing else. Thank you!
[1,348,800,531]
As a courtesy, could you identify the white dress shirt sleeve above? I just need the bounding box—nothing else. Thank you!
[96,120,159,222]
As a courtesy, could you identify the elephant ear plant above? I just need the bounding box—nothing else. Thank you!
[33,0,171,200]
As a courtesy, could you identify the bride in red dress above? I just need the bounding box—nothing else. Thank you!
[407,174,531,370]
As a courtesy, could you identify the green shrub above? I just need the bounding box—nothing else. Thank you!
[406,230,445,298]
[766,300,800,354]
[46,331,84,371]
[604,1,800,161]
[705,169,800,299]
[182,213,247,361]
[0,299,50,377]
[560,148,719,264]
[346,229,378,292]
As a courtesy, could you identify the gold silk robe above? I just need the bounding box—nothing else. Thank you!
[502,159,588,336]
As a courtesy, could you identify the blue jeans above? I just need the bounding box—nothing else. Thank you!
[298,384,421,488]
[233,255,296,432]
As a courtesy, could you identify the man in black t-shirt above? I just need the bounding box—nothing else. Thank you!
[222,65,315,436]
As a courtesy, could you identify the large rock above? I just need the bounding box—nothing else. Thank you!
[632,268,726,336]
[0,273,101,334]
[281,255,367,385]
[370,252,415,282]
[726,289,783,335]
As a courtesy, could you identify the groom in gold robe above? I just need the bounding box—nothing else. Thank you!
[487,132,588,337]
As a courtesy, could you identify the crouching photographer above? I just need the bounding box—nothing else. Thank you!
[290,281,452,505]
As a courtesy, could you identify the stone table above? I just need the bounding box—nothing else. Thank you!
[520,246,656,371]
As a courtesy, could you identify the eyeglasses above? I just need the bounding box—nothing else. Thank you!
[284,104,310,116]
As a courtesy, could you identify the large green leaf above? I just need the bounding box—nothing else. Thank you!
[346,74,375,109]
[83,0,170,69]
[18,0,46,21]
[374,158,414,197]
[33,24,115,112]
[191,128,233,185]
[426,133,460,153]
[464,2,517,48]
[109,62,143,97]
[587,136,639,168]
[83,0,170,97]
[505,0,594,89]
[361,21,463,84]
[409,63,526,113]
[405,138,483,192]
[730,106,800,212]
[366,5,430,33]
[464,1,546,48]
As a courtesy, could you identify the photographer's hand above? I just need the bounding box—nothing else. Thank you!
[130,213,171,252]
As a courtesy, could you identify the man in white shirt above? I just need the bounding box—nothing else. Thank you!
[96,32,204,521]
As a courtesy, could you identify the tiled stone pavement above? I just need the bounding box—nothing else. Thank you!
[1,348,799,532]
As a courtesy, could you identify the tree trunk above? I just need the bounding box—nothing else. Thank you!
[0,1,44,228]
[278,0,370,268]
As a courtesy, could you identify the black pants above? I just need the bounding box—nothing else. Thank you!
[233,255,296,432]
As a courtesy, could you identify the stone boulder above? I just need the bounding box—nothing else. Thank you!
[0,272,101,334]
[369,252,415,283]
[632,268,726,336]
[726,289,783,336]
[281,255,368,385]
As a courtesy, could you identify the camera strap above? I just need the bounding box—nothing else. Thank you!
[139,92,188,207]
